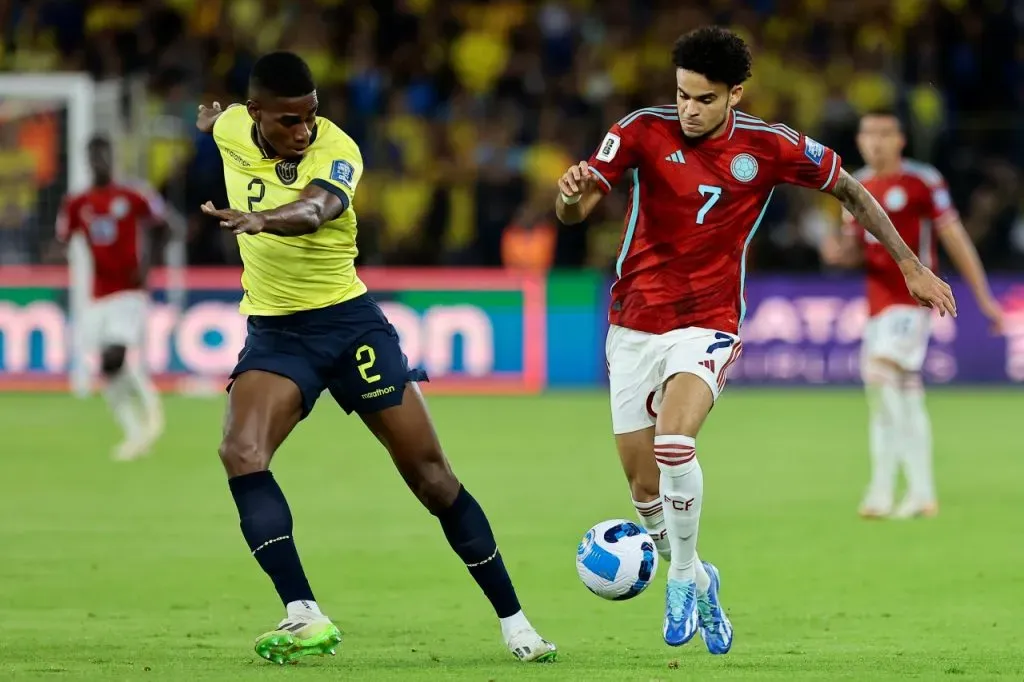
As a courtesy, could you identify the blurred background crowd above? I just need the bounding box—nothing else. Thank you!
[0,0,1020,273]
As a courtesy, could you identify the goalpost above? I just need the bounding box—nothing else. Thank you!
[0,72,185,396]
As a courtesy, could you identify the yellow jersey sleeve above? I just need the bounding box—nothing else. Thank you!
[211,104,251,151]
[306,132,364,214]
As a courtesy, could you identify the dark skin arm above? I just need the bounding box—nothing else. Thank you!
[828,168,957,317]
[201,184,345,237]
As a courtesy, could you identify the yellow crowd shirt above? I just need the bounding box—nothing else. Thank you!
[212,104,366,315]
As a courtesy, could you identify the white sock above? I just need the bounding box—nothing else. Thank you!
[863,367,902,507]
[104,371,143,441]
[654,434,702,584]
[694,555,711,595]
[286,599,323,619]
[124,363,161,427]
[632,497,671,561]
[499,610,531,641]
[900,375,935,503]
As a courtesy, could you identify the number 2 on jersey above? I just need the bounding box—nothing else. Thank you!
[697,184,722,225]
[355,345,381,383]
[247,178,265,212]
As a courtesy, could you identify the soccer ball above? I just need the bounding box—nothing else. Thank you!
[576,519,658,600]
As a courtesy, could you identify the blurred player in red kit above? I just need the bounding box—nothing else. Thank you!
[57,136,167,461]
[556,27,956,652]
[821,109,1003,520]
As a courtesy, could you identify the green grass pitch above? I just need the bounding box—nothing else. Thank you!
[1,389,1023,681]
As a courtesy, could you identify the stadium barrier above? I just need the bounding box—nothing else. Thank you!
[0,267,1020,392]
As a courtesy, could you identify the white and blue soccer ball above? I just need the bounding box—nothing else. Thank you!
[576,519,658,600]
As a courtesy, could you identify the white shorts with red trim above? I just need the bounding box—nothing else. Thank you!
[83,290,148,350]
[861,304,931,375]
[606,324,742,435]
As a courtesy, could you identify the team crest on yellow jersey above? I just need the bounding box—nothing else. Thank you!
[275,160,299,185]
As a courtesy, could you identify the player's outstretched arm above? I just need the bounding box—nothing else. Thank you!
[202,184,345,237]
[937,218,1003,332]
[196,102,243,133]
[829,168,957,317]
[555,161,604,225]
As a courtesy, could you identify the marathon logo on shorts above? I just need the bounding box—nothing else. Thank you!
[804,136,825,166]
[596,133,620,162]
[275,160,299,185]
[361,385,395,400]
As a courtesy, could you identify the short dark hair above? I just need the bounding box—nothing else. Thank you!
[88,134,110,149]
[250,51,316,98]
[861,107,904,129]
[672,26,752,88]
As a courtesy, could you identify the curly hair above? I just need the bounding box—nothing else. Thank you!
[672,27,752,87]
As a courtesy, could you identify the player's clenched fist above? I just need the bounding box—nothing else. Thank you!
[558,161,593,200]
[902,265,957,318]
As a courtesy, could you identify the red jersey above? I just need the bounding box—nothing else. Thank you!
[56,183,164,299]
[843,161,957,317]
[588,106,842,335]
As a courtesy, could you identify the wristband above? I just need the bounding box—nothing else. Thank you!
[560,192,581,205]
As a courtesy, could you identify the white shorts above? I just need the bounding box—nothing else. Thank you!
[861,305,931,374]
[82,290,148,350]
[606,324,743,434]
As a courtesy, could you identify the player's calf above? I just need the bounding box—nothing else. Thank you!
[363,385,556,662]
[616,429,672,560]
[100,344,148,460]
[860,358,903,516]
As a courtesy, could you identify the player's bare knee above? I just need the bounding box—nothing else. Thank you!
[218,436,270,477]
[408,455,460,514]
[656,372,713,436]
[100,345,127,376]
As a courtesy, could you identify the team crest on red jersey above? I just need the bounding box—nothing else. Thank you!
[883,186,908,211]
[110,196,129,218]
[730,153,758,182]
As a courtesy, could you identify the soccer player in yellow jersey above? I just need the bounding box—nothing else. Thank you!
[196,52,556,666]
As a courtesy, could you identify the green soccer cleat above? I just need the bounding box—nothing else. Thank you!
[254,616,342,665]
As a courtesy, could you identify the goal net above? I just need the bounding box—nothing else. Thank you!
[0,73,186,396]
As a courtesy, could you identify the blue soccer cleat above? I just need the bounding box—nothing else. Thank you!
[697,561,733,654]
[663,578,699,646]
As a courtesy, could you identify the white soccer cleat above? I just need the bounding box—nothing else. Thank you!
[858,491,893,519]
[890,497,938,519]
[506,628,557,662]
[112,437,151,462]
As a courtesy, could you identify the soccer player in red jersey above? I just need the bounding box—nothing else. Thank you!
[556,27,956,652]
[821,109,1003,520]
[57,136,167,461]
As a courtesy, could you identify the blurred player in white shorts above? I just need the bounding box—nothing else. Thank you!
[57,136,169,461]
[823,109,1004,519]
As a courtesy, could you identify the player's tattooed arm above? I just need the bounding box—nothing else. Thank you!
[201,185,345,237]
[829,169,921,273]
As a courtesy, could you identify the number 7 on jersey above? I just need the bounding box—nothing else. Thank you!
[697,184,721,225]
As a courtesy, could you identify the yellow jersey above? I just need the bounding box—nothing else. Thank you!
[212,104,366,315]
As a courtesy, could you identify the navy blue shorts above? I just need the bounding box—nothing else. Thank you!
[228,294,428,418]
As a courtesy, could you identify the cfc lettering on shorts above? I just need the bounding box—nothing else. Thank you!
[361,385,396,400]
[330,160,355,187]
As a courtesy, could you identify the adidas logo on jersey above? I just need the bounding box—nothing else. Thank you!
[664,150,685,164]
[699,359,716,372]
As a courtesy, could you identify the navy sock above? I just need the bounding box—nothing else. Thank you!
[435,486,522,618]
[228,471,315,606]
